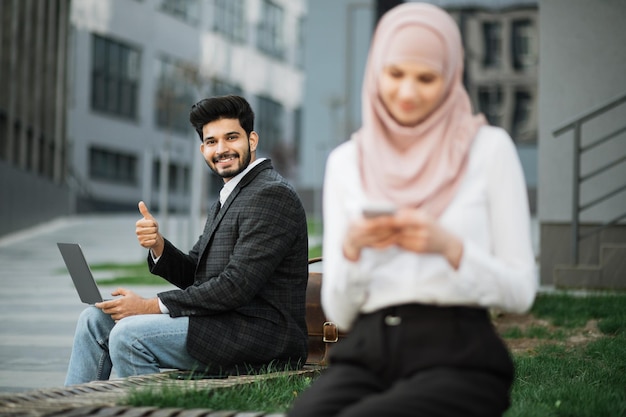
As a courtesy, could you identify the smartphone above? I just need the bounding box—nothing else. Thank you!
[362,203,396,218]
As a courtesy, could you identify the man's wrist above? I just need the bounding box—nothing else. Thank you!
[157,297,169,314]
[150,236,165,258]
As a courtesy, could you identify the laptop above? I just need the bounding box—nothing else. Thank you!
[57,242,104,304]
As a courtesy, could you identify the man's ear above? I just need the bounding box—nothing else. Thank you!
[249,131,259,152]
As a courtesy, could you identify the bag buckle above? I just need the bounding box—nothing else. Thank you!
[323,321,339,343]
[384,315,402,326]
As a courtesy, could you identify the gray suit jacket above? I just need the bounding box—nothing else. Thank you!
[150,159,309,373]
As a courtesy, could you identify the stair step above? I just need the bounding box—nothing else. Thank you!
[554,243,626,290]
[554,264,602,289]
[600,244,626,288]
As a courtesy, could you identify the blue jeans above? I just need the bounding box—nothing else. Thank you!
[64,307,203,386]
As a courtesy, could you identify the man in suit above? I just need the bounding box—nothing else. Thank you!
[64,95,309,385]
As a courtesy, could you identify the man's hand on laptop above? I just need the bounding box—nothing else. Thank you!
[136,201,165,258]
[95,288,160,322]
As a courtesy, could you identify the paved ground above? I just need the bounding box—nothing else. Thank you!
[0,213,185,394]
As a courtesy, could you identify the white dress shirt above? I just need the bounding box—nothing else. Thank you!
[219,158,266,206]
[321,126,538,330]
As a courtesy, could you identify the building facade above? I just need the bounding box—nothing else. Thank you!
[0,0,72,236]
[538,0,626,289]
[68,0,306,216]
[300,0,539,226]
[451,3,538,210]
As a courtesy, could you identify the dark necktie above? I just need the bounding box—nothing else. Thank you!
[212,200,221,220]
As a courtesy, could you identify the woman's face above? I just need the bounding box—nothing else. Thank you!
[378,61,446,126]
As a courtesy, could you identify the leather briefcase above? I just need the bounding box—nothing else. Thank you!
[306,257,348,365]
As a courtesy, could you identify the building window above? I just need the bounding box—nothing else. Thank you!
[257,0,284,59]
[89,147,137,185]
[482,21,502,68]
[152,159,189,194]
[512,89,535,142]
[91,34,140,119]
[153,160,161,189]
[211,78,243,97]
[168,164,178,192]
[478,86,503,127]
[155,55,197,134]
[213,0,246,42]
[182,166,190,194]
[256,95,283,153]
[159,0,200,25]
[512,18,536,71]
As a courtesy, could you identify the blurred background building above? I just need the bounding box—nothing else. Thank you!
[0,0,72,236]
[67,0,306,217]
[301,0,538,229]
[2,0,306,240]
[1,0,624,289]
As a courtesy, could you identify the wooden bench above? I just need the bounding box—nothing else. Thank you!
[0,368,320,417]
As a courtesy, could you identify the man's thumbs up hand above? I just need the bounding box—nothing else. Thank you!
[135,201,164,256]
[138,200,155,220]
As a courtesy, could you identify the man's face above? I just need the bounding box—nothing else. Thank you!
[200,118,258,182]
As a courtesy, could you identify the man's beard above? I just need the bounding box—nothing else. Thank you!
[207,142,252,179]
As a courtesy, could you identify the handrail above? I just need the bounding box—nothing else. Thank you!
[581,125,626,152]
[553,91,626,264]
[553,92,626,136]
[580,155,626,183]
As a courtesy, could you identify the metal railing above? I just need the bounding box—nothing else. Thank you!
[553,92,626,264]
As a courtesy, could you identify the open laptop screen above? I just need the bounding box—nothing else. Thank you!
[57,243,104,304]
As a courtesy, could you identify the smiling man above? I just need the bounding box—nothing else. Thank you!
[65,95,309,385]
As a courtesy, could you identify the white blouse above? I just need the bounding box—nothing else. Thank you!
[321,126,538,331]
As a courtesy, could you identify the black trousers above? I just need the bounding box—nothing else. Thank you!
[288,304,514,417]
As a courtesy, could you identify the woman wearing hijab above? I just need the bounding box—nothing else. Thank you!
[288,3,536,417]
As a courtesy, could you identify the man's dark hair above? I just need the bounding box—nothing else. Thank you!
[189,95,255,141]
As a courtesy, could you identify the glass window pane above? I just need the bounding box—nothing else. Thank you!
[257,0,284,59]
[90,34,140,119]
[482,22,501,68]
[154,55,197,134]
[478,86,503,126]
[512,19,535,70]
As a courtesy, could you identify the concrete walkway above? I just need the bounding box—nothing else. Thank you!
[0,214,181,393]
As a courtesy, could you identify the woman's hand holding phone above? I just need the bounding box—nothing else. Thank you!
[362,202,397,218]
[343,204,398,261]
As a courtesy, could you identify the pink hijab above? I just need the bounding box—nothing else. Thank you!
[356,3,486,217]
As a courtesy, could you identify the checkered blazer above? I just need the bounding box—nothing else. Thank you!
[151,159,309,372]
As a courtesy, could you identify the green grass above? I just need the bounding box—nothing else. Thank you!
[125,370,317,413]
[503,293,626,417]
[501,324,567,340]
[505,337,626,417]
[121,293,626,415]
[89,262,159,285]
[308,245,322,259]
[530,293,626,333]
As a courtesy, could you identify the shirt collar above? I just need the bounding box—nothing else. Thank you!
[219,158,266,205]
